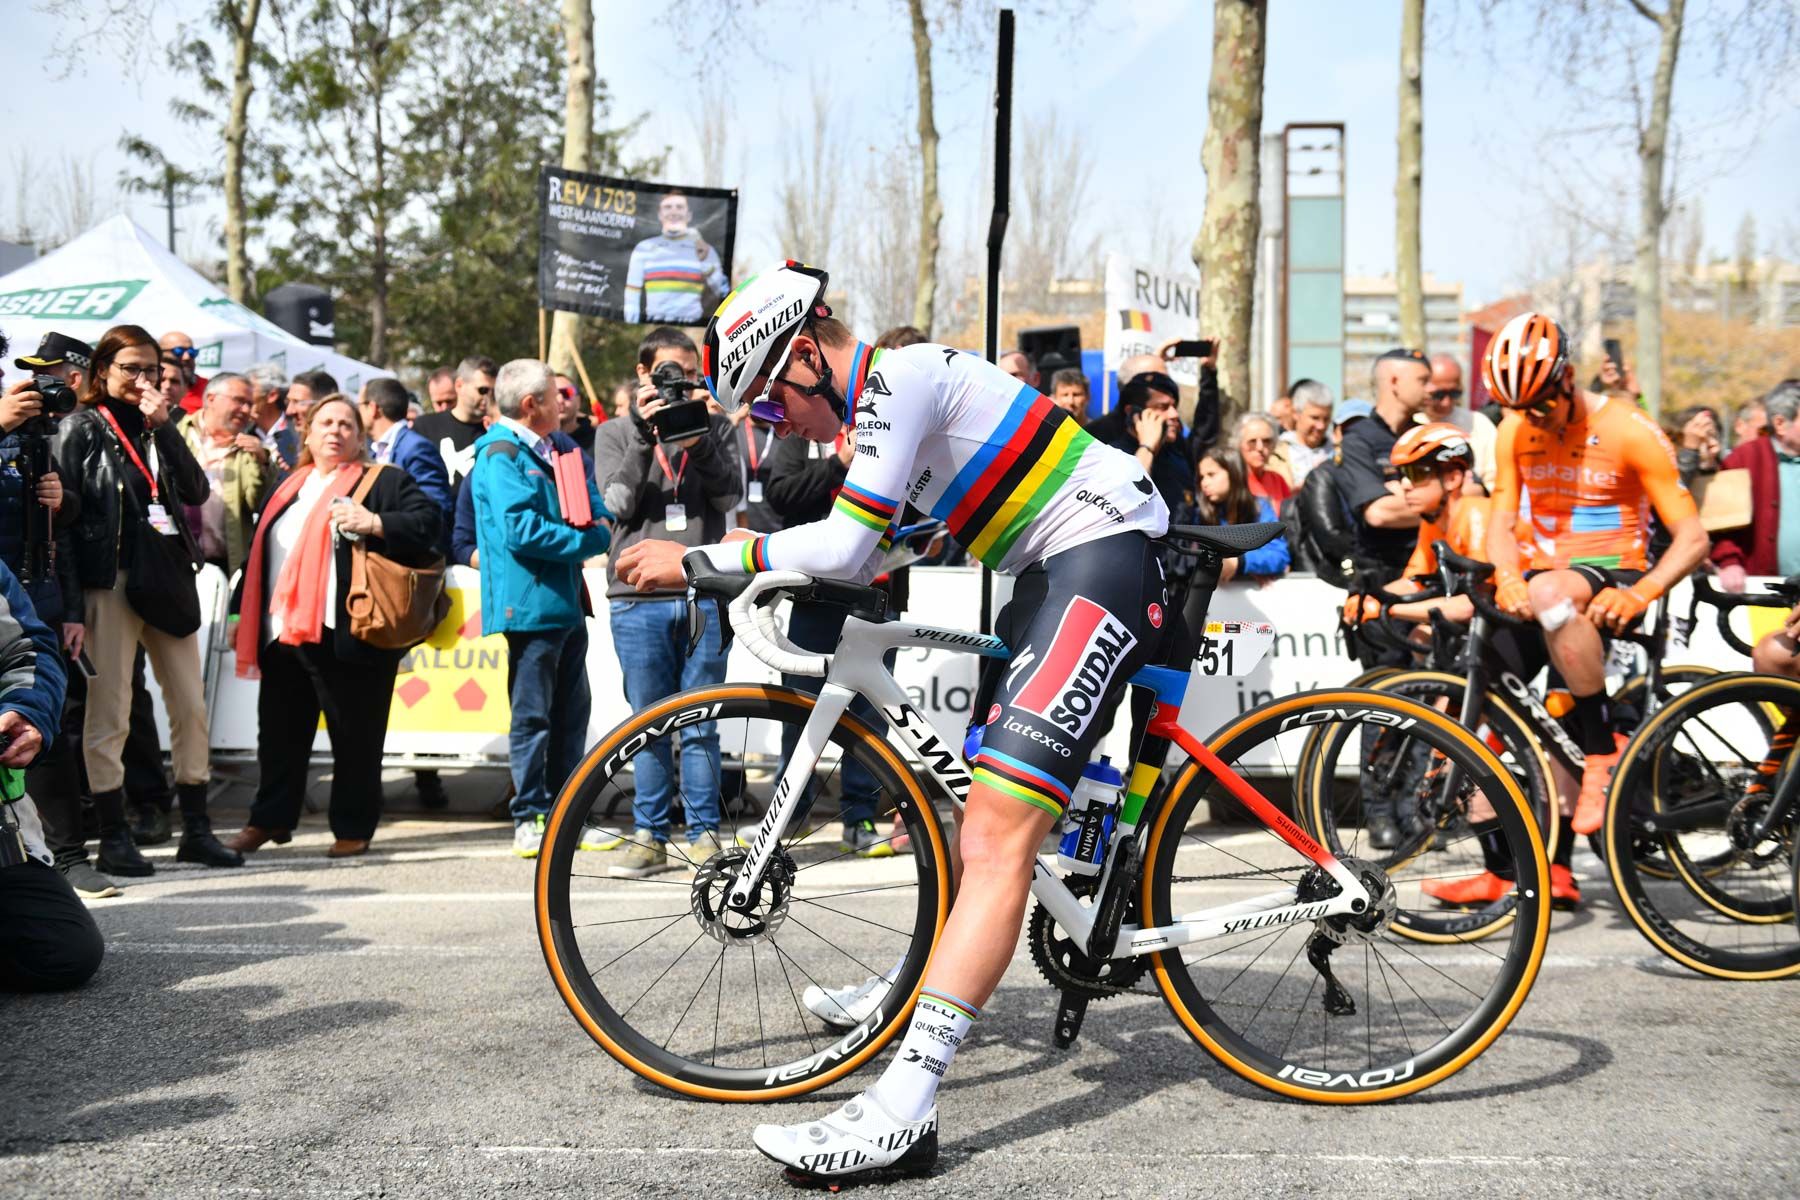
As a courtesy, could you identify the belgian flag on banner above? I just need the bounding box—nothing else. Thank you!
[1118,309,1152,332]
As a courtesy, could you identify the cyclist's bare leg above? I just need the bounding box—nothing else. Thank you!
[1752,629,1800,679]
[1550,758,1577,819]
[1528,570,1603,695]
[923,783,1057,1006]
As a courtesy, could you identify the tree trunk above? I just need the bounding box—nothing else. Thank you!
[1193,0,1267,426]
[223,0,262,306]
[370,62,389,367]
[549,0,594,375]
[906,0,941,334]
[1633,0,1684,419]
[1395,0,1425,351]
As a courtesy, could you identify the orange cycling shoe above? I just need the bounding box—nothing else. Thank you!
[1421,871,1513,906]
[1573,733,1629,835]
[1549,864,1582,908]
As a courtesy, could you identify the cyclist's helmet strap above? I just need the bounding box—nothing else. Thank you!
[1391,421,1475,471]
[1483,311,1569,410]
[701,260,830,413]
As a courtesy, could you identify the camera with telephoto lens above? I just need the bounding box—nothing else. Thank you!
[5,375,79,586]
[646,361,711,445]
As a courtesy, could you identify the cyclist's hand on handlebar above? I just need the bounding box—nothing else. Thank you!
[1496,575,1533,619]
[1341,592,1376,627]
[1718,563,1747,594]
[1587,585,1649,632]
[614,538,693,592]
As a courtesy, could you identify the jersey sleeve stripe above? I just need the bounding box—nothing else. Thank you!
[833,485,898,532]
[739,536,772,572]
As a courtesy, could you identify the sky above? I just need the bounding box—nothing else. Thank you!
[4,0,1797,311]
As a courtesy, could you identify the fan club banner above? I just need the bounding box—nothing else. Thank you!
[537,167,738,326]
[1103,254,1202,389]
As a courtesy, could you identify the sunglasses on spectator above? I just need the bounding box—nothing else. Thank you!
[1429,387,1463,402]
[558,386,576,400]
[164,346,198,360]
[475,386,493,396]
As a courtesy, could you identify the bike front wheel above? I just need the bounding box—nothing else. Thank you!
[536,684,954,1100]
[1141,688,1551,1103]
[1604,672,1800,980]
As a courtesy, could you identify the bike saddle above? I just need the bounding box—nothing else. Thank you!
[1162,521,1285,554]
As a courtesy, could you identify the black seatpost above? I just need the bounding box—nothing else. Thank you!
[1170,550,1225,668]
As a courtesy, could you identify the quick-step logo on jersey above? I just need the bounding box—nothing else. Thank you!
[1012,596,1138,739]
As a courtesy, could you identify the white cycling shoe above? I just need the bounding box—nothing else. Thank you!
[753,1091,937,1183]
[802,973,893,1030]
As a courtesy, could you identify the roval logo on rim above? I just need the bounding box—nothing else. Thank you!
[1012,596,1138,739]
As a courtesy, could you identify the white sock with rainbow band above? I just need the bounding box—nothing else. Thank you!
[868,987,979,1122]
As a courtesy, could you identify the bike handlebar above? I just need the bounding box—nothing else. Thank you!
[1430,539,1526,628]
[727,572,833,677]
[1691,573,1800,658]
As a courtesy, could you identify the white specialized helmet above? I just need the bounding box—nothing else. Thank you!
[701,260,832,414]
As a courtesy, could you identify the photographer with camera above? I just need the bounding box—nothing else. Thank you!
[0,333,120,896]
[55,324,240,871]
[594,326,742,875]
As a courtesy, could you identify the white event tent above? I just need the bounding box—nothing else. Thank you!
[0,215,386,389]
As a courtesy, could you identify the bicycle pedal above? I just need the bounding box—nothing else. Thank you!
[1053,990,1089,1049]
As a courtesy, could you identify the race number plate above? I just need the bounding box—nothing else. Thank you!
[1189,619,1275,678]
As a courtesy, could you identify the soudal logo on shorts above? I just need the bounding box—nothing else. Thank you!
[1013,597,1138,739]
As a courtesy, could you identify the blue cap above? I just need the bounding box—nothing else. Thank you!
[1334,399,1374,426]
[1081,755,1124,787]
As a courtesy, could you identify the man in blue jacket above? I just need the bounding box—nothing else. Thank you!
[362,378,453,554]
[0,556,100,991]
[470,359,610,858]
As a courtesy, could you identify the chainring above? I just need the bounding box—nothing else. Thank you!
[1028,878,1150,999]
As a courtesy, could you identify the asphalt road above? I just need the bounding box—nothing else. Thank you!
[3,779,1796,1200]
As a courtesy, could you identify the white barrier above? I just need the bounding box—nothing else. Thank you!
[146,566,1780,769]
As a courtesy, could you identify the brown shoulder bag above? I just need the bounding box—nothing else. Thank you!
[344,464,450,650]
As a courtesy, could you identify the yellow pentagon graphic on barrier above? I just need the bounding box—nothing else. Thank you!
[386,583,512,734]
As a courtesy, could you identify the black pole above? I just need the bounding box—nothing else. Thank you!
[981,8,1014,635]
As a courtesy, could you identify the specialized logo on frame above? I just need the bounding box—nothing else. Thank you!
[1011,596,1137,739]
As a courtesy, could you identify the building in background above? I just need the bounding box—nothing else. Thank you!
[1342,272,1466,398]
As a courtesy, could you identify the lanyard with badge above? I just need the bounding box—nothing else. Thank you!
[99,406,177,535]
[656,444,690,532]
[744,424,773,505]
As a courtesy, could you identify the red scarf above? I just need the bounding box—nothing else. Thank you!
[234,462,366,678]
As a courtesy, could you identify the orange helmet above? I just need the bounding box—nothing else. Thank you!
[1390,421,1474,472]
[1483,312,1570,410]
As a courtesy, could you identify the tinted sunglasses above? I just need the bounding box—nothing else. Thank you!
[1396,462,1442,486]
[164,346,198,360]
[1429,387,1463,402]
[558,386,576,401]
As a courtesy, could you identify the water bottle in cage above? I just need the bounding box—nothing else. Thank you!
[1056,757,1123,876]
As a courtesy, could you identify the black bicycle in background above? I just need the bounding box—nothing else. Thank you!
[1602,575,1800,979]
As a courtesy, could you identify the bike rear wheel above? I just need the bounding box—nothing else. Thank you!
[1604,672,1800,980]
[1141,688,1550,1103]
[1301,671,1557,942]
[1593,663,1732,868]
[536,685,954,1099]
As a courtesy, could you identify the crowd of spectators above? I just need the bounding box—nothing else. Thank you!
[3,302,1794,986]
